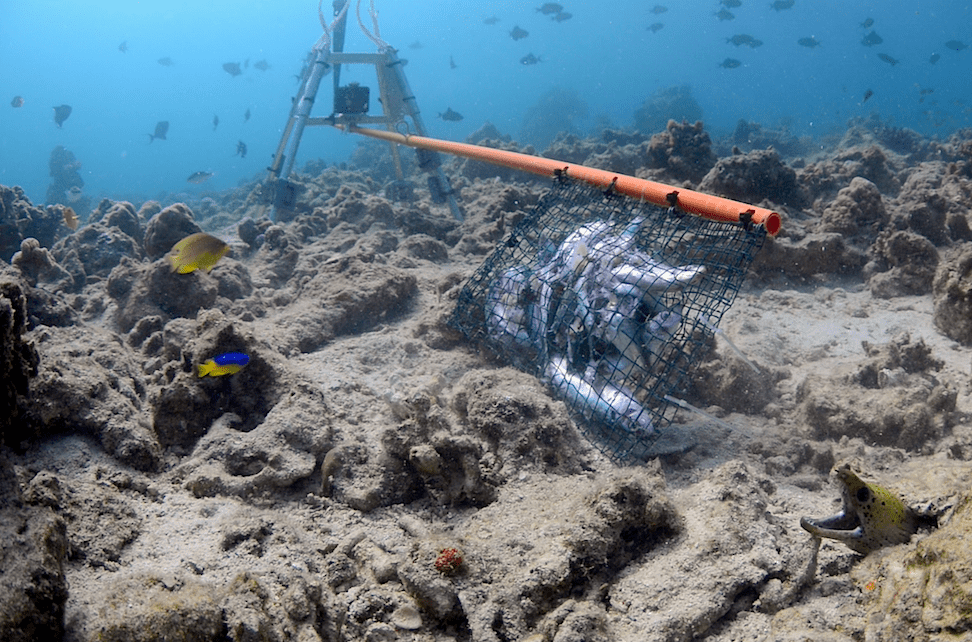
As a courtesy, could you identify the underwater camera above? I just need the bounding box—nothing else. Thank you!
[334,82,369,115]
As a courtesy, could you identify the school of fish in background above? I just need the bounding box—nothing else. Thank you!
[4,1,971,203]
[8,49,267,189]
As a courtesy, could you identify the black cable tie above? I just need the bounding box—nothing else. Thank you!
[739,210,754,232]
[553,166,570,183]
[602,177,619,197]
[666,191,685,218]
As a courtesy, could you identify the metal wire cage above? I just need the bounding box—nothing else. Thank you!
[450,175,767,462]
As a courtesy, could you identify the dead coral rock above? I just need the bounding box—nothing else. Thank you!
[210,258,253,301]
[891,166,956,245]
[646,120,717,184]
[82,573,224,642]
[397,467,678,639]
[25,472,141,567]
[323,186,396,232]
[0,185,62,260]
[381,394,497,508]
[51,223,142,280]
[108,257,219,333]
[689,349,788,415]
[866,230,939,298]
[932,242,972,345]
[800,145,902,206]
[179,382,332,498]
[853,333,945,385]
[24,325,161,471]
[271,256,417,354]
[397,234,450,263]
[453,368,591,475]
[608,461,806,640]
[797,334,955,451]
[699,147,806,207]
[450,181,542,256]
[0,267,39,446]
[820,176,888,239]
[320,441,422,512]
[11,238,75,292]
[839,145,902,195]
[142,203,202,260]
[752,232,866,278]
[89,199,143,245]
[0,496,69,642]
[0,185,34,261]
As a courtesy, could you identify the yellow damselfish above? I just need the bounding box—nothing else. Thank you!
[168,232,230,274]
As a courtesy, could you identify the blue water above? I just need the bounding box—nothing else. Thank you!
[2,0,970,205]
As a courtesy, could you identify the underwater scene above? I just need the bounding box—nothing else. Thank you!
[3,1,972,640]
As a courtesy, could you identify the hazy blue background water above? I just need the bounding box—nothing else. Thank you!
[2,0,970,205]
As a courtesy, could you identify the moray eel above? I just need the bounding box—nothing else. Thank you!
[800,463,918,554]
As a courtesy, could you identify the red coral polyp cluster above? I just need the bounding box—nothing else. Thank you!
[434,547,463,574]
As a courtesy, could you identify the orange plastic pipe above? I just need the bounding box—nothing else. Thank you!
[345,125,781,236]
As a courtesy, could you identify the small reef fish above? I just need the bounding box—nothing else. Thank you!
[53,104,72,127]
[198,352,250,377]
[253,59,270,71]
[863,88,873,102]
[651,5,668,14]
[510,26,529,40]
[520,53,542,65]
[800,463,918,554]
[551,11,571,21]
[929,52,941,64]
[483,16,500,25]
[148,120,169,142]
[770,0,794,10]
[168,232,229,273]
[213,114,219,131]
[945,40,968,51]
[223,62,242,77]
[648,23,664,33]
[67,186,83,202]
[537,3,562,14]
[861,30,883,47]
[450,55,457,69]
[438,107,463,121]
[409,40,423,50]
[719,58,742,68]
[798,36,821,48]
[187,171,215,184]
[11,96,24,108]
[715,8,735,20]
[878,53,900,66]
[727,34,762,48]
[860,18,874,28]
[62,206,79,230]
[118,41,128,53]
[236,140,247,158]
[157,57,174,66]
[244,108,250,122]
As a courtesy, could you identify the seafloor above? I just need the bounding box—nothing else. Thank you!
[3,118,972,642]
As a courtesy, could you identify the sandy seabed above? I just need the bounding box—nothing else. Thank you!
[3,119,972,641]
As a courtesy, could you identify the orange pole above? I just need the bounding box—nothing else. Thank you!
[345,125,781,236]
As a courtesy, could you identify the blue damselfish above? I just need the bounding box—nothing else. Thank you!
[198,352,250,377]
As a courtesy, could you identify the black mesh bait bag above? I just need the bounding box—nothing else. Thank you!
[450,176,767,462]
